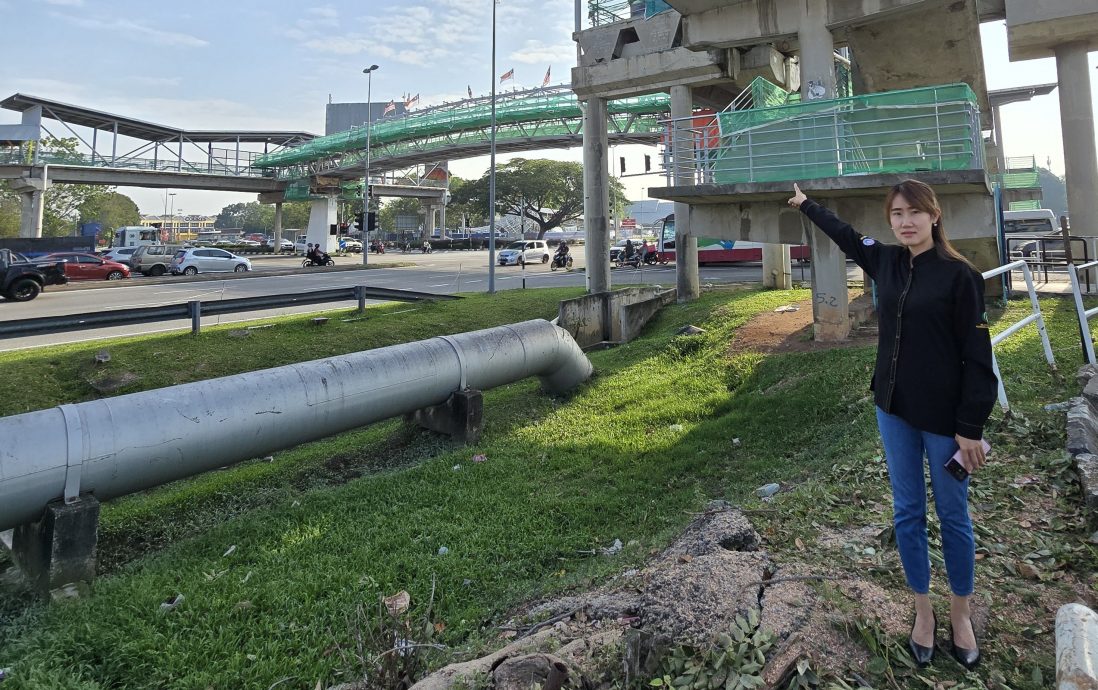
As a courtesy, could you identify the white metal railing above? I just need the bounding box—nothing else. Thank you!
[660,98,982,186]
[1068,259,1098,364]
[982,260,1058,413]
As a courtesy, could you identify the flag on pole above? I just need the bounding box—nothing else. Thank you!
[383,100,396,116]
[467,85,473,99]
[500,68,514,83]
[404,93,419,108]
[542,66,551,87]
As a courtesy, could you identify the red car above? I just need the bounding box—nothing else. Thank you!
[38,252,131,281]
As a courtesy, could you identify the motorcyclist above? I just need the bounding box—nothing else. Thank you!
[624,239,635,259]
[305,243,318,264]
[641,239,651,261]
[554,242,570,267]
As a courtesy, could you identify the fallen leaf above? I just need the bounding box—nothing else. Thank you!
[678,554,693,564]
[500,629,517,639]
[434,621,446,633]
[1016,562,1041,579]
[222,545,237,558]
[472,454,487,463]
[795,538,805,551]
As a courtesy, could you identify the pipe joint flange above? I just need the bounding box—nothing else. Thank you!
[58,404,85,504]
[437,335,469,391]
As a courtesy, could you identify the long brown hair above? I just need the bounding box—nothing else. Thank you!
[884,179,973,268]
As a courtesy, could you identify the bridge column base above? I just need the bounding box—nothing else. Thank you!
[7,494,100,598]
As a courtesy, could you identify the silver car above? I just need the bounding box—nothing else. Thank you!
[170,248,252,275]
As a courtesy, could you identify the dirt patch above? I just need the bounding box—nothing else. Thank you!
[728,295,878,356]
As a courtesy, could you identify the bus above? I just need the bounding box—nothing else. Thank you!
[656,214,810,264]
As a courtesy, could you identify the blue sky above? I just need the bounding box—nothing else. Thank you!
[0,0,1095,215]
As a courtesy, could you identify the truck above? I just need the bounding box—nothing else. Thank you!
[112,226,163,248]
[0,249,68,301]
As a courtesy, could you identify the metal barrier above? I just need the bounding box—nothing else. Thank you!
[0,286,457,339]
[982,260,1057,413]
[1068,259,1098,364]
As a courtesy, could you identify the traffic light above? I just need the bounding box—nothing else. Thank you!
[644,154,652,172]
[353,212,365,233]
[366,211,377,234]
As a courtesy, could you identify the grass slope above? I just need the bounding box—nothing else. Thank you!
[0,287,1093,690]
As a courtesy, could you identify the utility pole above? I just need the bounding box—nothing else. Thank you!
[362,64,379,266]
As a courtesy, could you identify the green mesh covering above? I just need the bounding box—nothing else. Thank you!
[256,92,670,170]
[1000,172,1040,188]
[1008,200,1042,211]
[710,83,980,184]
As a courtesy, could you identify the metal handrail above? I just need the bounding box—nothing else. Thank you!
[661,93,982,185]
[1068,259,1098,364]
[0,286,457,339]
[981,260,1057,413]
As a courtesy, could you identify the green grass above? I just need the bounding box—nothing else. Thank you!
[0,287,1093,689]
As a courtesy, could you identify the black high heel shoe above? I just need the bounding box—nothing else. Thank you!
[908,612,936,668]
[950,624,980,671]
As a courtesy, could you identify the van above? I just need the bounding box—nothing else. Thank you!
[1003,209,1059,236]
[130,244,187,276]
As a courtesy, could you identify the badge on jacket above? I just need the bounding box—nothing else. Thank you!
[861,237,875,246]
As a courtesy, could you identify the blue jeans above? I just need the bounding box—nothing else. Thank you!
[876,407,975,596]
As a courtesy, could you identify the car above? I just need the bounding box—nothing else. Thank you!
[129,244,189,276]
[169,247,252,275]
[99,246,140,266]
[277,239,294,251]
[38,252,131,280]
[0,249,67,301]
[237,239,261,247]
[497,240,550,266]
[339,238,363,253]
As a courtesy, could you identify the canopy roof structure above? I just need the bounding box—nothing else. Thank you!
[1,93,317,145]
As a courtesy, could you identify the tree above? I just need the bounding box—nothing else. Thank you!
[452,158,628,238]
[379,197,423,235]
[217,201,312,233]
[79,191,140,232]
[0,138,118,238]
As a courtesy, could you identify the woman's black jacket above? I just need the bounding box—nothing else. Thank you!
[799,198,998,440]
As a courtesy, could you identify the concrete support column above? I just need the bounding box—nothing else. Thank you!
[1055,42,1098,236]
[809,228,850,341]
[670,85,699,301]
[762,244,792,290]
[582,97,611,294]
[19,190,45,238]
[273,202,283,243]
[11,494,101,597]
[798,0,836,100]
[306,196,337,253]
[424,204,437,241]
[439,201,447,236]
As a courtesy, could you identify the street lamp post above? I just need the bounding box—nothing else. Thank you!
[362,64,379,267]
[168,193,176,242]
[488,0,498,293]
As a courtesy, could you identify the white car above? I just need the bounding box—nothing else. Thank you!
[497,240,550,266]
[169,248,252,275]
[100,246,140,266]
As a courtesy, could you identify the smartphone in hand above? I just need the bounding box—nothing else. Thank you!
[944,439,991,481]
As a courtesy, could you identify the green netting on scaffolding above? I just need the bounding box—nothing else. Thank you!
[1009,200,1042,211]
[710,83,980,184]
[284,180,316,201]
[1000,171,1039,189]
[255,92,671,169]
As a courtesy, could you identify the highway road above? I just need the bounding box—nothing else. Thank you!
[0,250,838,351]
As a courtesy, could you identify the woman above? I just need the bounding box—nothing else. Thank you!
[787,180,997,670]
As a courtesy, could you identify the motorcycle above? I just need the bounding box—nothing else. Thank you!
[550,253,574,271]
[302,256,335,267]
[615,252,643,269]
[642,250,669,266]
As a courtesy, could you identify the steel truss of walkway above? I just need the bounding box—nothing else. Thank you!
[0,93,316,179]
[254,84,672,180]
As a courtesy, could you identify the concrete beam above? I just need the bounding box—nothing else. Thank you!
[1006,0,1098,61]
[571,48,727,100]
[676,0,931,50]
[306,197,338,253]
[0,164,282,193]
[845,0,990,124]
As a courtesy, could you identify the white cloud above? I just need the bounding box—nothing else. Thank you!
[41,0,84,6]
[509,39,573,65]
[54,13,208,47]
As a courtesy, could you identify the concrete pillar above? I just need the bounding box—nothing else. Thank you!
[670,85,700,301]
[798,0,836,100]
[762,244,792,290]
[10,494,100,597]
[582,97,611,294]
[439,200,447,237]
[306,196,337,253]
[19,190,45,238]
[273,202,283,243]
[1055,42,1098,237]
[424,204,437,241]
[809,229,850,341]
